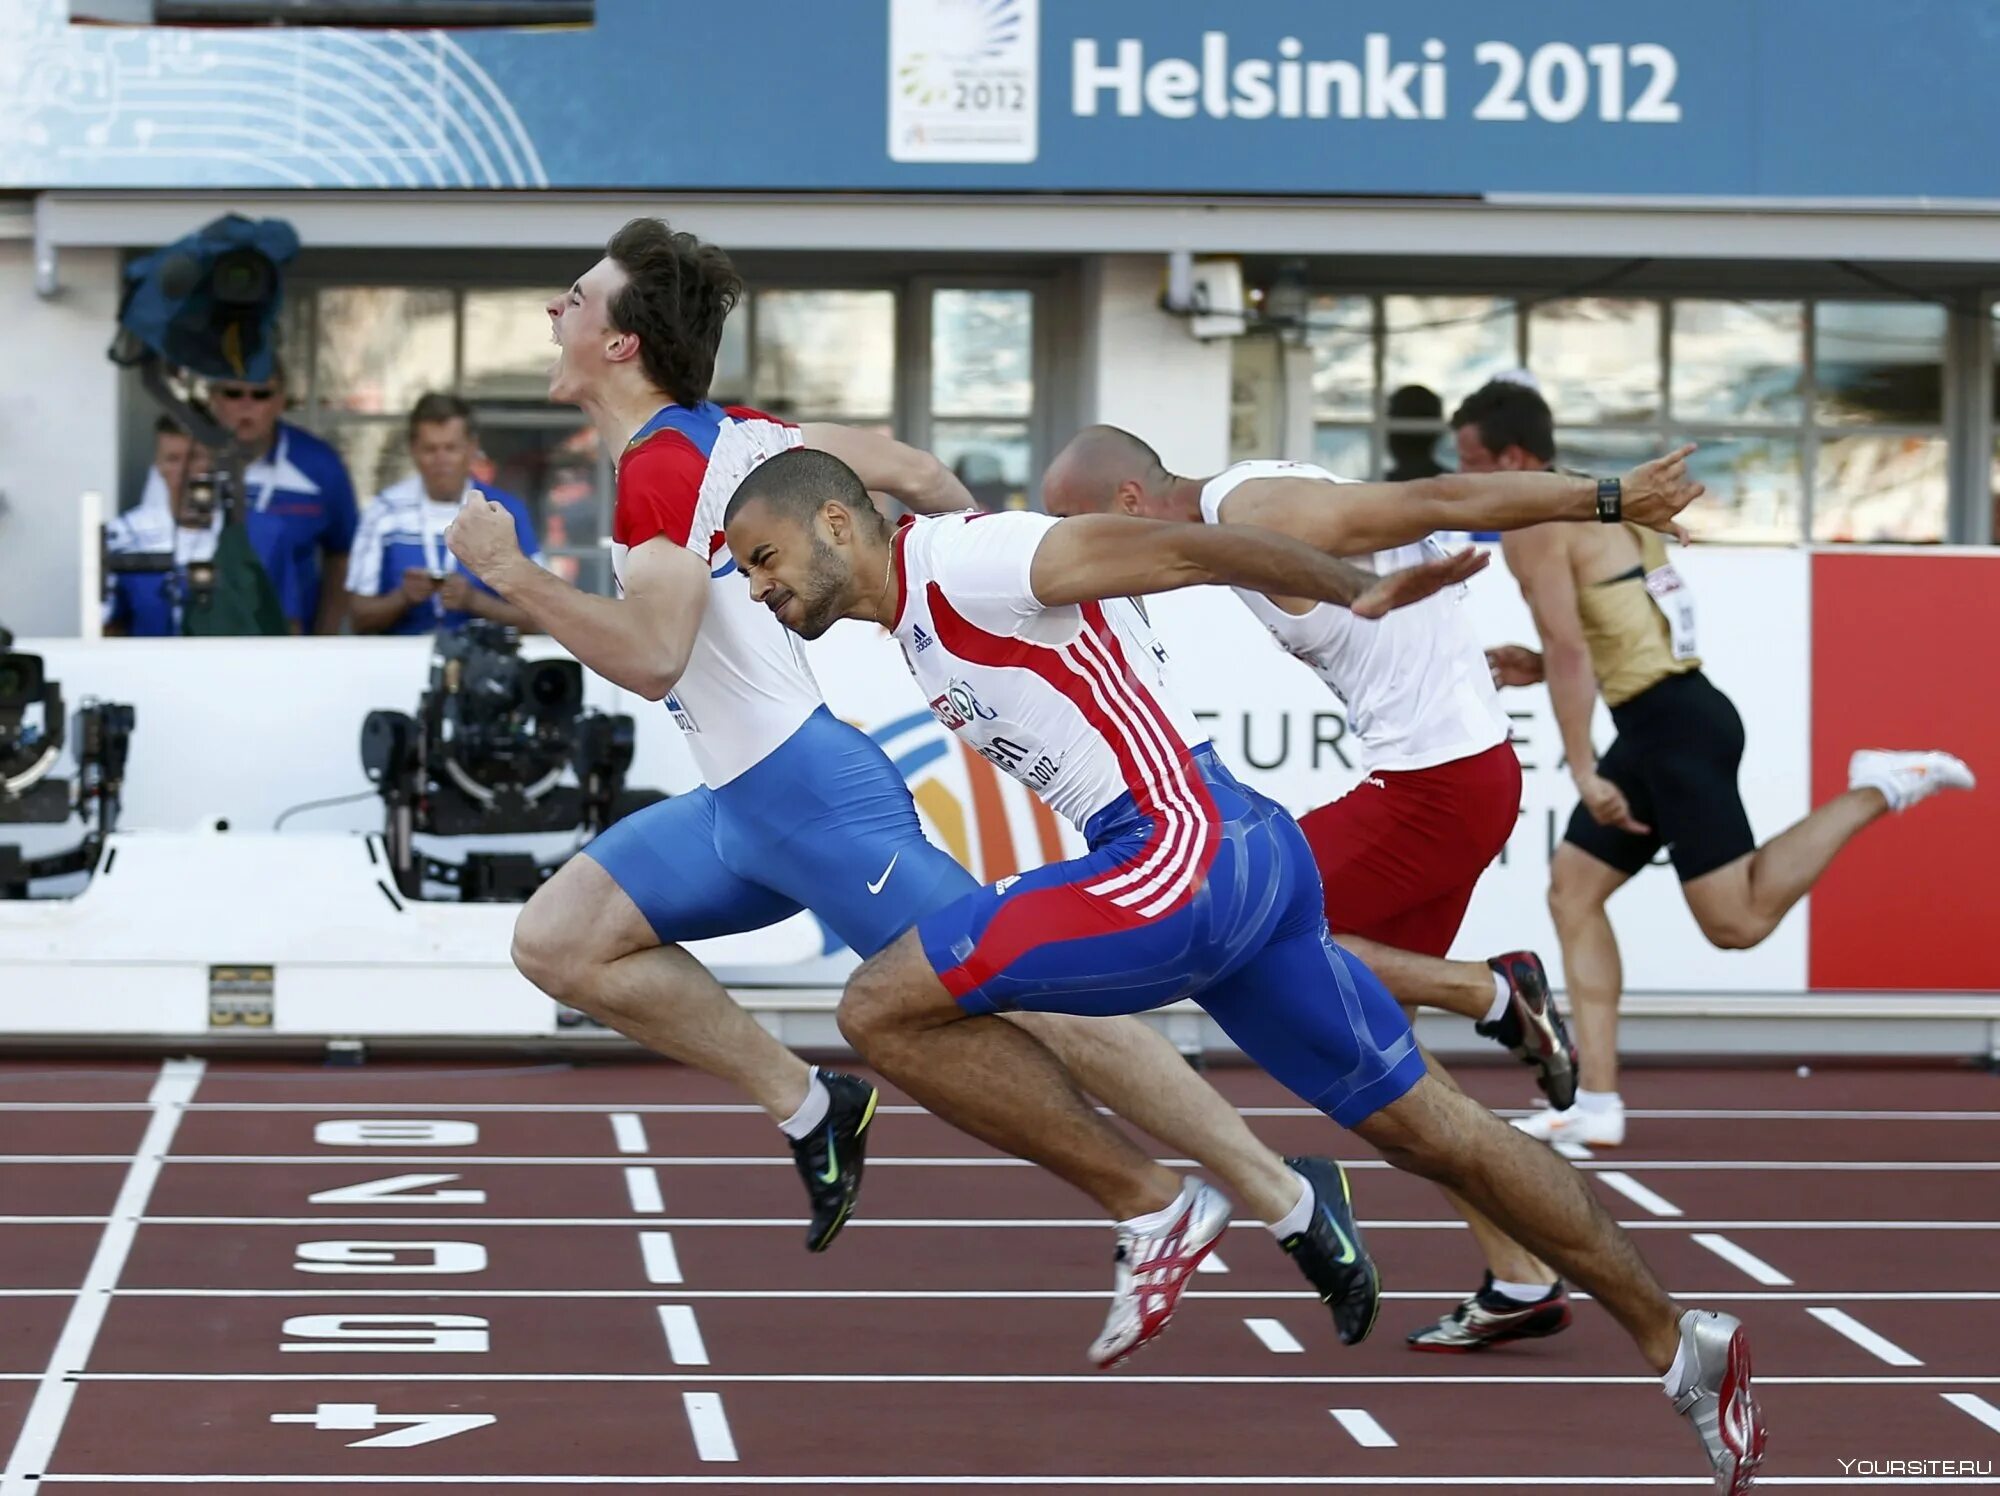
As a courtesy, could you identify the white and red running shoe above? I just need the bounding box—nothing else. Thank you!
[1088,1178,1232,1369]
[1669,1309,1768,1494]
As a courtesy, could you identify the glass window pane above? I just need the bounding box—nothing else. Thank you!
[1383,296,1517,415]
[314,288,456,416]
[474,421,605,552]
[711,309,750,406]
[931,289,1032,419]
[752,290,896,421]
[328,420,407,504]
[1552,428,1662,474]
[1671,300,1804,424]
[1676,436,1803,544]
[1313,425,1374,480]
[463,290,557,405]
[1231,336,1282,461]
[1814,435,1948,543]
[1308,294,1374,420]
[1529,299,1661,424]
[1814,302,1947,426]
[546,551,612,596]
[932,420,1032,511]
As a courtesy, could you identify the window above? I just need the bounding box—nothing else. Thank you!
[928,288,1036,511]
[1300,291,1951,543]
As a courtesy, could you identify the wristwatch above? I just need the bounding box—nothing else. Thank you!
[1595,476,1623,523]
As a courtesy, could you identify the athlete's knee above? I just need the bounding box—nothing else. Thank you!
[836,956,902,1054]
[1352,1078,1477,1186]
[1693,908,1765,951]
[510,894,579,999]
[1546,863,1604,930]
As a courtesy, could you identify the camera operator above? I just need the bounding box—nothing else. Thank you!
[209,357,358,635]
[102,415,221,637]
[346,394,541,636]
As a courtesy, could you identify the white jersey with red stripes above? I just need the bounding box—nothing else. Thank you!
[890,511,1216,899]
[1201,460,1511,774]
[612,401,821,787]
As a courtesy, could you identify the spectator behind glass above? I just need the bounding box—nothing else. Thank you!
[103,415,219,637]
[1385,383,1447,483]
[208,358,358,635]
[346,393,541,636]
[1451,373,1558,476]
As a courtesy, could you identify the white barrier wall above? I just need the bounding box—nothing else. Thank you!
[11,543,1810,996]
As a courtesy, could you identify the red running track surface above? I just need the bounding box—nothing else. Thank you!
[0,1056,1995,1494]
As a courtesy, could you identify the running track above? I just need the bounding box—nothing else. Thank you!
[0,1057,1995,1492]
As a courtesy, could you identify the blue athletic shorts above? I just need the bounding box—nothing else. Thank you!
[584,707,978,958]
[917,745,1426,1127]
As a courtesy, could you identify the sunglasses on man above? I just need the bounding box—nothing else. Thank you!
[214,386,279,402]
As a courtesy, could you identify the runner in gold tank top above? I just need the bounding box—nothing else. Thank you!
[1458,379,1975,1153]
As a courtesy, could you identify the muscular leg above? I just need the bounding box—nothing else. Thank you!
[1680,787,1889,950]
[1408,1042,1555,1286]
[512,855,812,1121]
[1547,843,1634,1095]
[1340,936,1493,1022]
[1011,1010,1302,1222]
[841,931,1180,1219]
[1352,1073,1681,1369]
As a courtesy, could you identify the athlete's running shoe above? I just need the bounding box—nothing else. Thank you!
[1089,1178,1231,1369]
[1669,1309,1768,1494]
[1848,749,1976,812]
[1478,951,1578,1111]
[786,1071,878,1253]
[1513,1096,1625,1148]
[1406,1273,1572,1352]
[1277,1155,1381,1346]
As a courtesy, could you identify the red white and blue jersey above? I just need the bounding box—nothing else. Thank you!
[613,402,821,787]
[890,510,1219,917]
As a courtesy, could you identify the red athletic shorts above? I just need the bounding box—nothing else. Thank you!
[1296,740,1523,959]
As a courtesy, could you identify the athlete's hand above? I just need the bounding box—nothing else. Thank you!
[1350,546,1489,620]
[398,567,437,606]
[1619,445,1703,541]
[446,497,523,583]
[436,572,477,612]
[1576,770,1650,835]
[1486,643,1544,688]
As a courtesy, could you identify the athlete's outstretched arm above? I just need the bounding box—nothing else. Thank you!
[801,424,976,515]
[1027,513,1487,618]
[1219,447,1702,557]
[450,505,705,701]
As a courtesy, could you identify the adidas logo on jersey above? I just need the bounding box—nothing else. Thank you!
[912,625,934,652]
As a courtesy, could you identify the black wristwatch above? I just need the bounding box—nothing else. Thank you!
[1595,477,1623,523]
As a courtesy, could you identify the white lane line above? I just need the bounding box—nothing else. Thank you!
[114,1155,2000,1171]
[58,1371,2000,1386]
[94,1288,2000,1303]
[1691,1234,1794,1286]
[162,1101,2000,1120]
[1553,1141,1593,1161]
[120,1216,2000,1230]
[657,1305,710,1367]
[1808,1307,1925,1366]
[1244,1318,1305,1354]
[1943,1391,2000,1435]
[1596,1173,1683,1217]
[1329,1408,1397,1448]
[1197,1253,1229,1275]
[680,1390,737,1461]
[13,1471,1928,1484]
[640,1231,684,1285]
[610,1114,650,1155]
[1,1059,205,1496]
[624,1167,664,1214]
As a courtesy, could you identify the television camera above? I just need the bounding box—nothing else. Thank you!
[361,623,662,902]
[0,628,137,899]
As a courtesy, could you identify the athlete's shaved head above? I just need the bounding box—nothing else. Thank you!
[1042,425,1182,521]
[725,448,889,640]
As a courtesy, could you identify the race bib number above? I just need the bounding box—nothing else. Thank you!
[1644,562,1698,660]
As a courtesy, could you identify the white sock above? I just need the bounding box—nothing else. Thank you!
[1661,1327,1691,1395]
[1575,1088,1622,1115]
[1266,1170,1314,1239]
[1490,1277,1556,1304]
[776,1068,830,1141]
[1119,1182,1191,1236]
[1484,971,1513,1026]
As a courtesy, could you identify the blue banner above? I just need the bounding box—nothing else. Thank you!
[5,0,2000,199]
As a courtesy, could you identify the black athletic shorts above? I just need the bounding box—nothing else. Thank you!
[1563,670,1754,882]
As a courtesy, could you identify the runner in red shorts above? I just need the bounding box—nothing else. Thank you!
[1041,425,1703,1354]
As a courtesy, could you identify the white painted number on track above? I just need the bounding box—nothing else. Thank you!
[1330,1408,1397,1448]
[280,1314,491,1354]
[1808,1307,1924,1366]
[682,1391,738,1461]
[272,1403,497,1448]
[308,1174,487,1206]
[294,1241,487,1276]
[610,1113,650,1154]
[1244,1317,1305,1354]
[314,1120,479,1148]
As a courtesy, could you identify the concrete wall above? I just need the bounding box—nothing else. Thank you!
[1080,255,1233,477]
[0,242,122,637]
